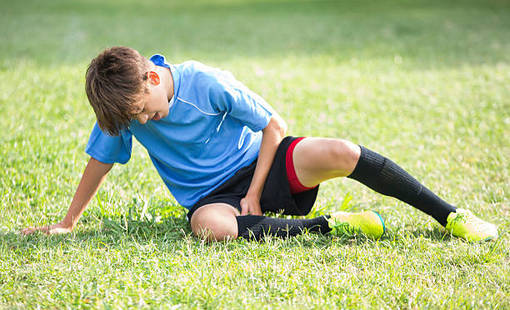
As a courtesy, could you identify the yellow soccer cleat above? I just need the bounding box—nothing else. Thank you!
[445,208,498,242]
[328,210,385,239]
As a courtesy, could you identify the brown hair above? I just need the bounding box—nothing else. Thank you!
[85,46,150,136]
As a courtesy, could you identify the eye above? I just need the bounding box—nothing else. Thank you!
[131,105,145,116]
[129,109,142,120]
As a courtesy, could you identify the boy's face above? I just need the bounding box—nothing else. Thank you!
[130,67,171,124]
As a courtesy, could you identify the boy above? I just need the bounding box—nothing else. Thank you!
[22,46,498,242]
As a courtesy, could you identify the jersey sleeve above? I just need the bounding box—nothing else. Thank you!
[85,122,133,164]
[207,71,273,132]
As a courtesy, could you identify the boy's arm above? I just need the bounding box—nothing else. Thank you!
[240,113,287,216]
[21,157,113,235]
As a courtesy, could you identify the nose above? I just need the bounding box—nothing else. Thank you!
[137,113,149,124]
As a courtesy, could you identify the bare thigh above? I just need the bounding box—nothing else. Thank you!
[190,203,240,242]
[292,137,361,187]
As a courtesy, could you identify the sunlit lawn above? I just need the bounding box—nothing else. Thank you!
[1,0,509,308]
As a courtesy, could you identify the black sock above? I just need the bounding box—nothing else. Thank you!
[236,215,331,241]
[347,146,456,226]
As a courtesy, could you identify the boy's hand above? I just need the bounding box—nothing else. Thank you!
[20,157,113,237]
[241,116,286,217]
[21,222,73,236]
[240,195,263,216]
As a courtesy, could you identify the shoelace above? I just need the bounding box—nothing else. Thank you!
[452,211,491,230]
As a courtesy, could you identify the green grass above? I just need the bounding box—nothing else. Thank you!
[1,0,509,308]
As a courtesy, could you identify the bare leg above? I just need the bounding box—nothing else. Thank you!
[190,203,240,241]
[292,137,361,187]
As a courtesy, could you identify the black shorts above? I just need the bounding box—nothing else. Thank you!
[186,136,320,221]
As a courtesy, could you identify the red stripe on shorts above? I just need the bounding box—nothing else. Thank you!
[286,137,318,194]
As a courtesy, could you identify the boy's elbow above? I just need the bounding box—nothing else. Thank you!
[268,115,287,137]
[279,119,287,136]
[90,157,114,172]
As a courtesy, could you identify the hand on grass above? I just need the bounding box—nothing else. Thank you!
[21,222,73,236]
[240,195,263,216]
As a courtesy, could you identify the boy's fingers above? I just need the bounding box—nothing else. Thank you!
[21,224,73,235]
[20,227,37,235]
[21,226,50,236]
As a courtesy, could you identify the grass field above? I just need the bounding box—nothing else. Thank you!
[1,0,509,308]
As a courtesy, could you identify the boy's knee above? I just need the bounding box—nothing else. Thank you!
[330,139,361,173]
[190,207,239,241]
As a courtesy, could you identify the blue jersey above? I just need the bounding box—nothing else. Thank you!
[85,55,273,208]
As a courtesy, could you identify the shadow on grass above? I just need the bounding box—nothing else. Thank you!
[3,196,458,249]
[3,215,456,253]
[2,215,191,250]
[378,225,452,243]
[408,226,451,241]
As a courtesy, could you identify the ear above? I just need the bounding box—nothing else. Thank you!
[148,71,160,85]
